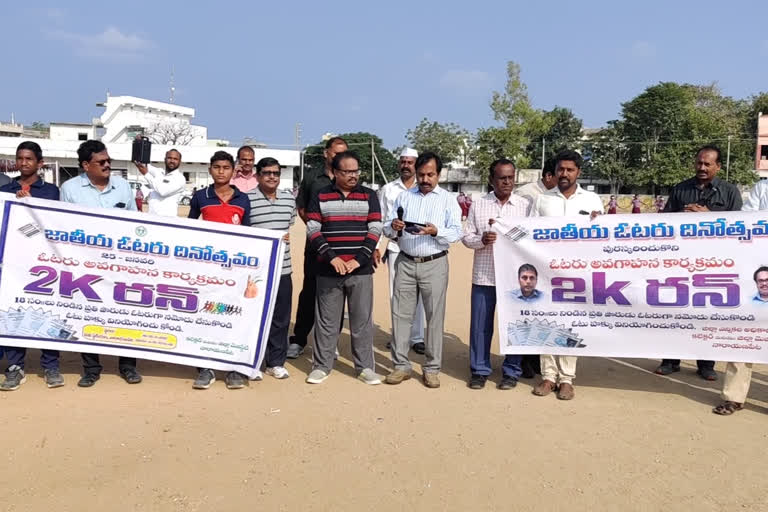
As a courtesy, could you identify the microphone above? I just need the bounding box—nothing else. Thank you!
[397,207,404,237]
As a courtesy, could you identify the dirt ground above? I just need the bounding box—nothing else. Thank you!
[3,221,768,512]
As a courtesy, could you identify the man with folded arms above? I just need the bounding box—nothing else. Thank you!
[462,158,532,390]
[304,151,382,385]
[384,152,462,389]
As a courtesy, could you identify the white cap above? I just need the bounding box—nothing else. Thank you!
[400,147,419,158]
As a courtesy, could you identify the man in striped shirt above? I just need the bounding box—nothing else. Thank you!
[304,151,383,385]
[462,158,532,390]
[247,157,296,380]
[383,152,462,389]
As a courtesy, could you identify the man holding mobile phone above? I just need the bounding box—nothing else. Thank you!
[383,152,462,389]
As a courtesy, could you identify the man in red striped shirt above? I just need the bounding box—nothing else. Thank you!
[304,151,383,385]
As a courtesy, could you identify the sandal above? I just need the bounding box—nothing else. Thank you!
[712,401,743,415]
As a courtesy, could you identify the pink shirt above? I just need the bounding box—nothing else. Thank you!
[462,192,532,286]
[230,171,259,193]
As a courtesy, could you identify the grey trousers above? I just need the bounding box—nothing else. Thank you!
[313,273,374,374]
[391,254,449,373]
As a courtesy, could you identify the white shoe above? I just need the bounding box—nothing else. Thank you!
[306,369,329,384]
[286,343,304,359]
[357,368,381,385]
[248,370,263,381]
[266,366,290,379]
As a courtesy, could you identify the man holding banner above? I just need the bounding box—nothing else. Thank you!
[462,158,532,390]
[655,145,742,381]
[713,180,768,415]
[60,140,141,388]
[531,150,604,400]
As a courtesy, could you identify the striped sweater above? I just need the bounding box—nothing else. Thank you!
[306,183,382,276]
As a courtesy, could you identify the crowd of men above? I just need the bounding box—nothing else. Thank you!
[0,138,766,416]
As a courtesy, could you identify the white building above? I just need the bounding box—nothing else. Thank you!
[0,95,299,192]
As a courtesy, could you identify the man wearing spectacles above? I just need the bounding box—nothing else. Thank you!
[304,151,382,385]
[655,145,742,381]
[60,140,142,388]
[462,159,532,390]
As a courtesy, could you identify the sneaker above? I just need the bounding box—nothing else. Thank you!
[306,369,329,384]
[412,342,426,355]
[266,366,290,379]
[77,373,100,388]
[654,364,681,376]
[225,371,247,389]
[384,369,412,385]
[468,374,487,390]
[119,367,143,384]
[249,370,264,381]
[422,371,440,389]
[44,368,65,388]
[0,365,26,391]
[358,368,382,385]
[498,376,518,390]
[697,368,718,381]
[286,343,305,359]
[193,369,216,389]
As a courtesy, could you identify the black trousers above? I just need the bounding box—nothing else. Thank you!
[661,359,714,370]
[265,275,293,367]
[292,251,318,347]
[82,353,137,375]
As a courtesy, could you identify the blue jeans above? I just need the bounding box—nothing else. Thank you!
[469,284,521,378]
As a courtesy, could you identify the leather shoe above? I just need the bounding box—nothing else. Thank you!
[422,372,440,389]
[532,379,556,396]
[412,342,426,355]
[468,374,487,389]
[385,369,411,385]
[557,382,575,400]
[77,373,100,388]
[119,367,143,384]
[498,376,518,390]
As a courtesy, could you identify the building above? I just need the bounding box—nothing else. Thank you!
[0,95,299,192]
[757,112,768,178]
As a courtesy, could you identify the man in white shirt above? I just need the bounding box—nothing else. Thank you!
[377,148,426,354]
[133,147,186,217]
[532,150,604,400]
[515,157,557,203]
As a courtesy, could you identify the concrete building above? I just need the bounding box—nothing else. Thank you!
[0,95,299,193]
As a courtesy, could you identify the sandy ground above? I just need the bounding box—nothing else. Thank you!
[3,219,768,512]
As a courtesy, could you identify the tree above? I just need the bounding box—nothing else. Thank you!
[144,121,195,145]
[583,121,636,194]
[525,106,584,165]
[302,132,398,184]
[29,121,49,134]
[405,118,471,166]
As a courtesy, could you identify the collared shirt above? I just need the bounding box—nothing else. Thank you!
[0,176,60,200]
[144,164,186,217]
[60,173,138,211]
[382,185,462,257]
[743,180,768,212]
[296,168,333,210]
[752,294,768,305]
[306,182,382,276]
[188,185,250,226]
[377,177,417,253]
[230,170,259,193]
[515,179,550,202]
[247,186,296,275]
[462,192,532,286]
[507,288,543,303]
[663,176,742,213]
[533,184,604,217]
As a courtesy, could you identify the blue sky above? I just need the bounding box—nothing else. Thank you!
[2,0,766,149]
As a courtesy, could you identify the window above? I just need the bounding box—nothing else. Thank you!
[78,132,87,141]
[761,145,768,160]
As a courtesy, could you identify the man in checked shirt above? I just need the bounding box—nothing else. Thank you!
[462,159,532,390]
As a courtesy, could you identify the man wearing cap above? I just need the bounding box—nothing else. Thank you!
[377,148,426,355]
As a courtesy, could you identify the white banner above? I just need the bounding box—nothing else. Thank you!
[494,211,768,363]
[0,196,284,378]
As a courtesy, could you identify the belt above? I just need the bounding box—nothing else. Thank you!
[400,250,447,263]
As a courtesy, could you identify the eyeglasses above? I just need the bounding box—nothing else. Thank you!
[335,169,361,177]
[91,158,111,167]
[259,171,281,177]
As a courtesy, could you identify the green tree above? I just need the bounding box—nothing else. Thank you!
[29,121,49,134]
[303,132,398,184]
[526,106,584,165]
[583,121,636,194]
[405,118,471,166]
